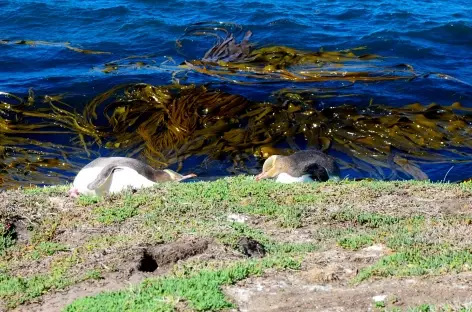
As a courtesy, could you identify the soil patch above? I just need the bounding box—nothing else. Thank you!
[225,246,472,312]
[11,237,211,312]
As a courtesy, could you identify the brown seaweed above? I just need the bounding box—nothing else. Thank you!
[3,81,472,187]
[1,22,471,186]
[90,22,466,93]
[175,23,419,85]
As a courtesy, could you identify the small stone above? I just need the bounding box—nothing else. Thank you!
[363,244,386,252]
[228,214,248,223]
[372,295,387,302]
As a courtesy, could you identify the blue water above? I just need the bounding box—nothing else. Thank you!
[1,0,472,183]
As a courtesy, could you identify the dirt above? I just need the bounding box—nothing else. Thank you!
[224,245,472,312]
[9,218,31,245]
[3,181,472,311]
[11,237,211,312]
[12,272,144,312]
[15,242,472,312]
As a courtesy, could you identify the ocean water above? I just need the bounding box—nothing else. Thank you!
[0,0,471,184]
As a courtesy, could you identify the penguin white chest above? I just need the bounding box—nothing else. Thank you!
[107,168,156,193]
[73,167,103,196]
[276,173,314,183]
[73,166,157,196]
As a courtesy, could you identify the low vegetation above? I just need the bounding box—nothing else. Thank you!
[0,177,472,311]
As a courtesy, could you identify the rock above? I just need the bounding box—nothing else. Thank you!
[372,294,387,302]
[228,213,249,223]
[238,237,266,258]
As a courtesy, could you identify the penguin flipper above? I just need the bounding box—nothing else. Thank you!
[87,165,124,190]
[305,162,330,181]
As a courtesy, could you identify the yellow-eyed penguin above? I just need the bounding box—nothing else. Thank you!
[68,157,196,197]
[255,150,341,183]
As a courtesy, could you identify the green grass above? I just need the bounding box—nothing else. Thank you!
[0,224,15,255]
[23,184,70,196]
[405,304,472,312]
[78,195,100,206]
[65,255,301,312]
[330,211,472,283]
[338,233,375,250]
[30,218,60,244]
[332,210,401,228]
[0,272,73,308]
[211,221,318,257]
[2,177,472,310]
[30,242,70,259]
[93,194,149,224]
[334,214,426,251]
[355,248,472,283]
[0,252,95,308]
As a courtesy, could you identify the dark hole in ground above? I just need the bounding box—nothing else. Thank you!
[137,250,158,272]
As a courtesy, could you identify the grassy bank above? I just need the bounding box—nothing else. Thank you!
[1,177,472,311]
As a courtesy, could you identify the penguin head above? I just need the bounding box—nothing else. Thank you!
[255,155,289,181]
[162,169,197,182]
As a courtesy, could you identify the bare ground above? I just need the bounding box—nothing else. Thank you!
[225,246,472,312]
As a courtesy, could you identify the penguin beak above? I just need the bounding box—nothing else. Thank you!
[255,166,280,181]
[255,172,269,181]
[178,173,197,181]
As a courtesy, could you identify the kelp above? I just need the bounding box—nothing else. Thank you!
[95,22,417,84]
[176,22,419,85]
[91,22,464,91]
[93,55,182,74]
[1,22,472,187]
[0,91,101,188]
[81,84,472,181]
[1,83,472,187]
[0,136,98,189]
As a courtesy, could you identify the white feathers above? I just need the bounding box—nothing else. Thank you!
[275,173,341,183]
[275,173,314,183]
[73,166,156,197]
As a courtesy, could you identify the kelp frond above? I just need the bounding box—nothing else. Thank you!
[2,83,472,186]
[79,84,472,181]
[172,22,471,88]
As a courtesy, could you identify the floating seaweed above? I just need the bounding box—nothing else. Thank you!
[91,22,467,93]
[1,22,471,187]
[0,91,101,188]
[71,85,472,177]
[175,22,419,85]
[2,82,472,187]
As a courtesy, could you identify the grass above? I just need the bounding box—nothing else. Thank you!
[0,224,15,256]
[92,193,150,224]
[0,252,89,308]
[332,210,401,228]
[65,255,301,312]
[0,177,472,310]
[331,211,472,283]
[404,304,472,312]
[355,248,472,283]
[0,271,72,307]
[30,242,70,259]
[338,233,375,250]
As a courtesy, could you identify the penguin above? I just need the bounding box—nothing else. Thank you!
[68,157,196,197]
[255,150,341,183]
